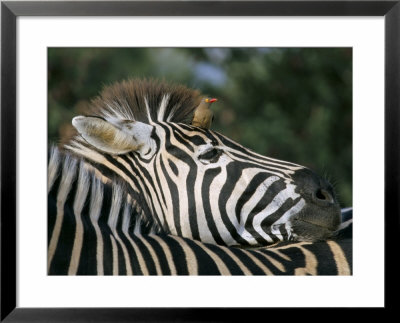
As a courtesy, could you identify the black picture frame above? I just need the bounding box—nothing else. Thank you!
[1,1,398,321]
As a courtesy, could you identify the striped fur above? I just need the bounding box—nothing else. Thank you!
[49,233,352,276]
[48,149,352,275]
[60,79,341,247]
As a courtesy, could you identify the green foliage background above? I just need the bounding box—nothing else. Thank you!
[48,48,352,206]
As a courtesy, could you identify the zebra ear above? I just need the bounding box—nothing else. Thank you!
[72,116,153,155]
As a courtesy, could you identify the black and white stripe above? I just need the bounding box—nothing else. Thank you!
[53,79,341,249]
[65,118,340,247]
[48,150,352,275]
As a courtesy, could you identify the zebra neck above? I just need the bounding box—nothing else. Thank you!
[48,146,161,237]
[63,139,170,231]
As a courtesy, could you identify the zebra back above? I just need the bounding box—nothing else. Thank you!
[48,232,352,275]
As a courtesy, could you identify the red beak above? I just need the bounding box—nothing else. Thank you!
[209,98,218,103]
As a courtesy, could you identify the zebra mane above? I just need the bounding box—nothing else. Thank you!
[48,146,161,235]
[84,78,202,125]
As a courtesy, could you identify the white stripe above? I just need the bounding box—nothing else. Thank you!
[253,249,286,272]
[108,183,122,230]
[217,246,253,275]
[144,96,152,122]
[110,235,119,275]
[109,185,133,275]
[136,234,163,275]
[327,240,351,275]
[224,150,296,179]
[191,239,231,275]
[149,234,178,275]
[66,141,139,192]
[68,162,90,275]
[89,177,104,275]
[272,198,306,227]
[166,104,179,122]
[168,236,198,275]
[121,217,149,275]
[154,153,176,232]
[194,167,217,244]
[48,147,60,192]
[157,94,170,121]
[217,133,304,170]
[125,154,167,229]
[103,101,135,121]
[239,174,280,228]
[48,156,78,271]
[235,249,275,275]
[251,183,300,242]
[208,167,236,245]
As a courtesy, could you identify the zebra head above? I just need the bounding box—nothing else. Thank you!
[65,79,341,247]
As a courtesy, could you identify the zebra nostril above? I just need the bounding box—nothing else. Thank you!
[314,189,334,204]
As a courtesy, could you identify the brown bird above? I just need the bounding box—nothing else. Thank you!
[191,97,218,129]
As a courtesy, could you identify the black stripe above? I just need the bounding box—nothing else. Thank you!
[234,171,273,224]
[201,167,226,245]
[150,125,160,151]
[120,154,166,229]
[251,249,294,275]
[304,242,337,275]
[167,159,178,177]
[169,128,196,152]
[260,197,301,231]
[186,160,200,241]
[160,122,195,152]
[217,165,253,246]
[159,157,180,235]
[272,245,306,275]
[171,125,208,147]
[278,224,289,241]
[97,184,114,275]
[48,171,62,247]
[227,248,272,275]
[215,132,300,168]
[49,172,78,275]
[182,238,221,275]
[143,235,172,275]
[239,250,275,274]
[228,151,292,177]
[244,190,295,246]
[117,231,144,276]
[244,180,287,230]
[203,244,244,274]
[130,235,157,275]
[176,123,204,133]
[76,182,97,275]
[115,207,128,275]
[161,236,189,275]
[152,157,167,207]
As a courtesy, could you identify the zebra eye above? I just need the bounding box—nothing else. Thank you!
[199,148,221,162]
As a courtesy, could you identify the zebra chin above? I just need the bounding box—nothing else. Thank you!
[288,204,342,242]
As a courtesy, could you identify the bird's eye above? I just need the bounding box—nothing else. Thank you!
[199,148,222,162]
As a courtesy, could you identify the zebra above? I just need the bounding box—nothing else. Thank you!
[48,150,352,275]
[54,78,342,249]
